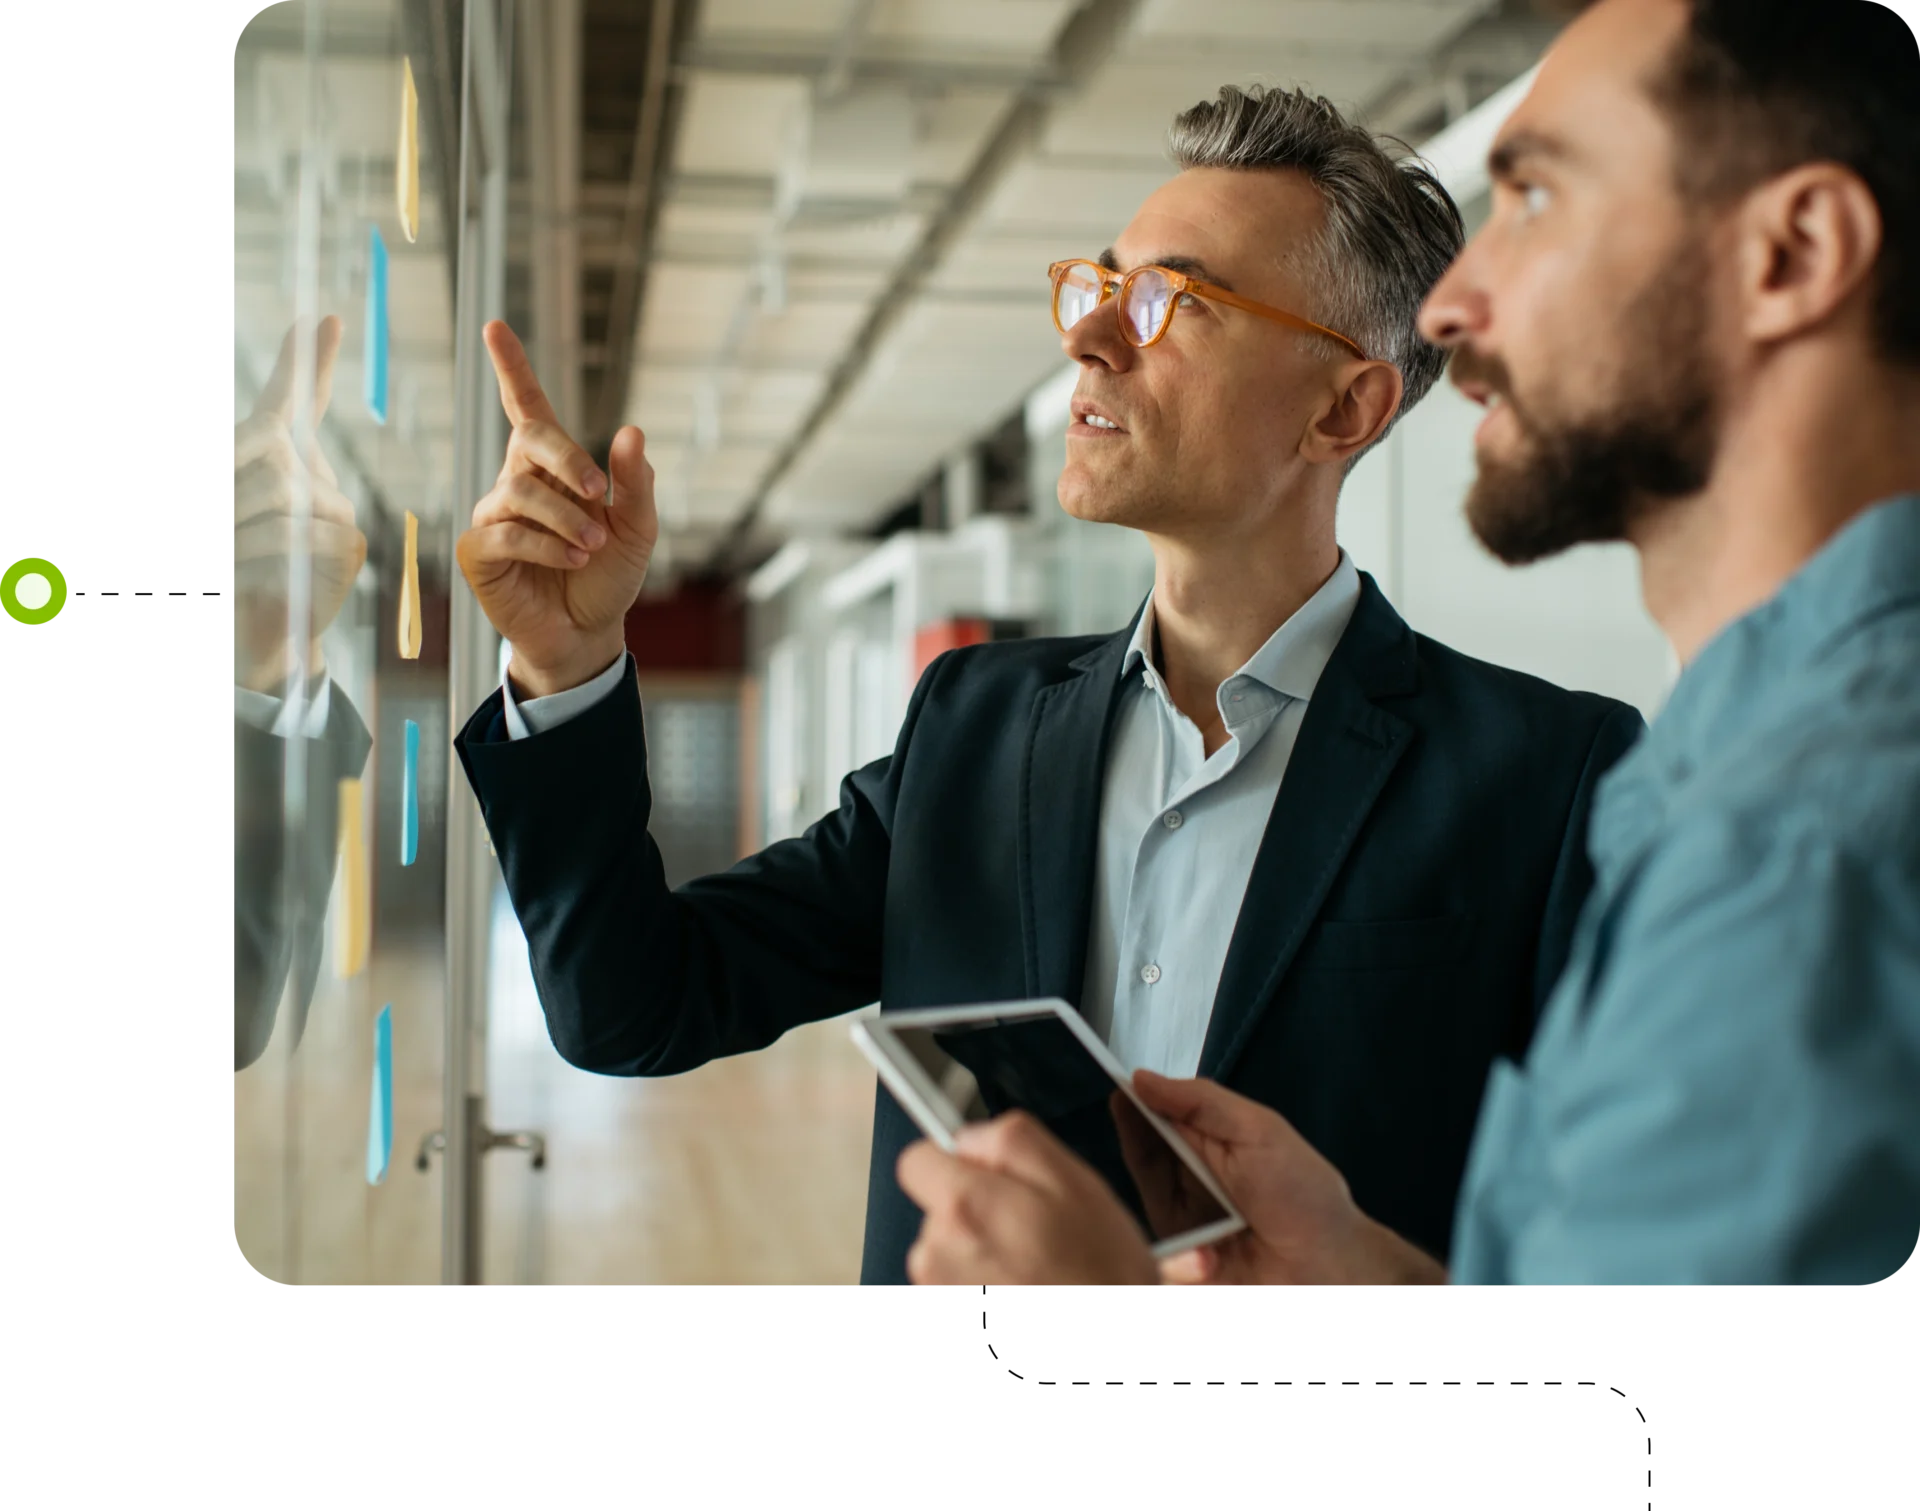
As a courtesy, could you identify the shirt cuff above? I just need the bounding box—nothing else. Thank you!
[501,650,630,739]
[235,673,333,739]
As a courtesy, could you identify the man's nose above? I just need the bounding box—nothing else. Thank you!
[1417,257,1486,350]
[1062,297,1135,373]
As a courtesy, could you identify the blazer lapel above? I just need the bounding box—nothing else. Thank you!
[1017,626,1132,1004]
[1198,575,1419,1079]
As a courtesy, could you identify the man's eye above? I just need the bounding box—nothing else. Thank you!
[1176,292,1200,308]
[1520,183,1552,218]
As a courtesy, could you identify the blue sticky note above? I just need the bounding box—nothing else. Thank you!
[401,717,420,866]
[366,1004,393,1185]
[364,225,389,424]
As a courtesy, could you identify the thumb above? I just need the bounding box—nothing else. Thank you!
[1132,1071,1277,1147]
[1159,1246,1216,1284]
[253,324,301,422]
[252,317,343,426]
[607,425,657,518]
[310,314,343,424]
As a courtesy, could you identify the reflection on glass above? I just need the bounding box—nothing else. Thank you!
[235,316,371,1069]
[235,0,456,1283]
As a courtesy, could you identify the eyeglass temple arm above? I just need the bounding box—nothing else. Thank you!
[1192,282,1367,359]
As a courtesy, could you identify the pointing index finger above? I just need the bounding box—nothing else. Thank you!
[484,319,559,428]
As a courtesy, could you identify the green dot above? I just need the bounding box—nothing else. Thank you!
[2,558,67,625]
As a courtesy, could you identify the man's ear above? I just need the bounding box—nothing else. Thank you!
[1737,162,1884,347]
[1301,360,1403,466]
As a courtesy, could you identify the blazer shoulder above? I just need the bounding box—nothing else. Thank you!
[922,630,1121,694]
[1408,630,1644,735]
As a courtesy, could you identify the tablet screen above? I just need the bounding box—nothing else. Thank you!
[889,1008,1233,1245]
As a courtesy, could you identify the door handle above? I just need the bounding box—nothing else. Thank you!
[416,1125,546,1172]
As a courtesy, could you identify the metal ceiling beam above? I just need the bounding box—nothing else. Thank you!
[678,40,1053,93]
[704,0,1146,575]
[552,0,587,437]
[586,0,689,448]
[401,0,466,329]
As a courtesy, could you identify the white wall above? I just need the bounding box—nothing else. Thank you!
[1345,376,1675,720]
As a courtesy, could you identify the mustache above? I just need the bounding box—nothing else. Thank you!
[1448,347,1514,398]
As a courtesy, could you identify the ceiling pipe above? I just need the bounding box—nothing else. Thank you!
[589,0,683,449]
[656,0,885,532]
[705,0,1146,576]
[817,0,880,104]
[518,0,560,407]
[549,0,584,433]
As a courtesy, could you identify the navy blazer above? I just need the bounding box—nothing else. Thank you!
[455,575,1645,1282]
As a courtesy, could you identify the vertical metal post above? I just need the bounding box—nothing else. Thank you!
[442,0,513,1284]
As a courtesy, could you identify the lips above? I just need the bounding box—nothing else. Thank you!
[1070,396,1127,433]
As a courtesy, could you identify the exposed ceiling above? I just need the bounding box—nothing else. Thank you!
[233,0,1567,578]
[612,0,1565,578]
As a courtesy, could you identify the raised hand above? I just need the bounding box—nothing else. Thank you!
[455,320,658,696]
[234,315,368,690]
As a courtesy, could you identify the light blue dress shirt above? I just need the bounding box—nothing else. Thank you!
[1452,494,1920,1284]
[1081,553,1360,1076]
[235,675,332,738]
[496,555,1361,1080]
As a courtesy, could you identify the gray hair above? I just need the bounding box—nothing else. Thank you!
[1168,85,1464,457]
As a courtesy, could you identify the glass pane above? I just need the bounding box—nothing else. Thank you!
[234,0,455,1283]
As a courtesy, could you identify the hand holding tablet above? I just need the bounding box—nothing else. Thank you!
[854,998,1246,1259]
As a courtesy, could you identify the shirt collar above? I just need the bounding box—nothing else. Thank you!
[1649,492,1920,763]
[1589,492,1920,862]
[1121,550,1363,706]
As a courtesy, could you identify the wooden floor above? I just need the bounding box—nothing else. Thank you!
[236,885,878,1284]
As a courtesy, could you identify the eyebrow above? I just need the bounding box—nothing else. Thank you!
[1487,129,1577,180]
[1097,247,1234,290]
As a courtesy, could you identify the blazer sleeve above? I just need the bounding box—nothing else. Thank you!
[454,653,945,1077]
[234,690,374,1071]
[1530,701,1647,1018]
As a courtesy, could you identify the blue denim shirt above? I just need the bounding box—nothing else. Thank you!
[1452,494,1920,1283]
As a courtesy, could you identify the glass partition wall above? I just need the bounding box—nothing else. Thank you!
[235,0,515,1283]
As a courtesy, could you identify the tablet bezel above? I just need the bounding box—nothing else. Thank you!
[852,997,1247,1260]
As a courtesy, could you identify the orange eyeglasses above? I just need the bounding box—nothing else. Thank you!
[1048,258,1367,359]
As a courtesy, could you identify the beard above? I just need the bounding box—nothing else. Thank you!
[1459,239,1721,566]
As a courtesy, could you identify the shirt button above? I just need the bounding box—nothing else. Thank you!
[1163,810,1183,830]
[1140,963,1162,985]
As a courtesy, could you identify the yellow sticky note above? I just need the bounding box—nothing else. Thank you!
[397,57,420,244]
[336,777,371,979]
[398,509,423,659]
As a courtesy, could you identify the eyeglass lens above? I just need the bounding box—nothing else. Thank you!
[1054,263,1177,345]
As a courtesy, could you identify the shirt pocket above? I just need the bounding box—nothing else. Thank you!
[1297,915,1473,972]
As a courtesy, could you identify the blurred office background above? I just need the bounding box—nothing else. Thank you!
[234,0,1663,1284]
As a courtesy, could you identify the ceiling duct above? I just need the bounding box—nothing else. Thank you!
[784,84,917,213]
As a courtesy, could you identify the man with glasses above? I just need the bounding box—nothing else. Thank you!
[897,0,1920,1286]
[452,85,1643,1284]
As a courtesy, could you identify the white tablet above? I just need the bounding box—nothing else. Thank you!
[853,998,1246,1259]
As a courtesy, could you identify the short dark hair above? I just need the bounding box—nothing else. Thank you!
[1167,86,1465,454]
[1649,0,1920,366]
